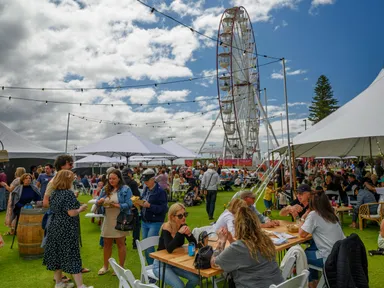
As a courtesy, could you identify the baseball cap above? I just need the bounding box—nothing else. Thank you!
[378,177,384,183]
[239,190,256,199]
[122,167,133,176]
[297,184,311,194]
[142,168,156,181]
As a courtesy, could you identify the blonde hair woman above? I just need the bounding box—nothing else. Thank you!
[42,170,92,288]
[153,203,199,288]
[2,167,26,235]
[211,207,284,288]
[213,198,248,235]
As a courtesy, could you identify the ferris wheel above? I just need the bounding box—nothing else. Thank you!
[217,6,261,160]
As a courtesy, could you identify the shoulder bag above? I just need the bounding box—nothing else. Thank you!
[115,211,135,231]
[193,245,213,269]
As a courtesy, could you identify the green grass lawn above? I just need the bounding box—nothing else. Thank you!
[0,190,382,288]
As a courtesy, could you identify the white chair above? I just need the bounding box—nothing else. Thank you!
[120,277,131,288]
[269,270,310,288]
[280,255,296,280]
[134,280,159,288]
[109,258,136,288]
[346,191,357,206]
[325,190,340,199]
[308,265,326,288]
[136,236,160,284]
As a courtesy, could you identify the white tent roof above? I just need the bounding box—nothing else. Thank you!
[0,121,62,159]
[73,132,174,159]
[74,155,125,164]
[275,69,384,157]
[160,141,199,159]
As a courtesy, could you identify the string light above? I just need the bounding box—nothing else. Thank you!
[136,0,283,61]
[0,94,218,107]
[0,59,280,92]
[70,107,220,127]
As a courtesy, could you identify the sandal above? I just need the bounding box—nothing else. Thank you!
[3,231,14,236]
[98,267,109,275]
[81,268,91,273]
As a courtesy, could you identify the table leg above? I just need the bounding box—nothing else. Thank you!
[340,211,344,224]
[161,262,166,288]
[200,275,203,288]
[212,276,215,288]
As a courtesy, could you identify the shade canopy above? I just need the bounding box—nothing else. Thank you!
[0,121,62,159]
[275,69,384,157]
[73,132,174,160]
[160,141,199,160]
[74,155,125,164]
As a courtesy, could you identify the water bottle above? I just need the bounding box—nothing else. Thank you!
[188,242,195,257]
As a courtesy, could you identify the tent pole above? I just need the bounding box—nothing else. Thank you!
[369,137,373,173]
[65,113,70,153]
[291,143,297,195]
[282,58,292,189]
[265,88,270,170]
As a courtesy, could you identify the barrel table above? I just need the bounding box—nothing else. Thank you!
[17,207,48,259]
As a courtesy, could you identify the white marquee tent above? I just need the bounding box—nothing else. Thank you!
[0,121,62,159]
[275,69,384,157]
[74,155,125,164]
[73,131,174,163]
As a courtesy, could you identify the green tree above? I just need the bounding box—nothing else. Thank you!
[308,75,339,124]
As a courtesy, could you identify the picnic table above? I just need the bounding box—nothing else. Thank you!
[150,220,312,287]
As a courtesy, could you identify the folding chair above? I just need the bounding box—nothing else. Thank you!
[269,270,309,288]
[109,258,136,288]
[134,280,159,288]
[136,236,159,284]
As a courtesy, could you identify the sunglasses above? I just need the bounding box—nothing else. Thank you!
[175,212,188,219]
[68,162,74,167]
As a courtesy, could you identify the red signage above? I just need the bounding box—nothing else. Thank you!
[184,160,194,166]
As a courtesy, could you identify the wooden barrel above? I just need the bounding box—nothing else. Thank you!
[17,208,48,259]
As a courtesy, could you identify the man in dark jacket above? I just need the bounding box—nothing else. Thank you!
[122,168,141,249]
[137,168,168,265]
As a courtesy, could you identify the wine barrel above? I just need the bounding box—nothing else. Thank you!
[17,208,48,259]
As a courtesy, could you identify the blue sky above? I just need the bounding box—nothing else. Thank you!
[0,0,383,155]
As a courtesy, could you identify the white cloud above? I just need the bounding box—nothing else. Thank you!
[274,20,288,31]
[311,0,335,6]
[310,0,336,14]
[161,0,205,17]
[231,0,301,22]
[271,66,308,79]
[157,90,191,103]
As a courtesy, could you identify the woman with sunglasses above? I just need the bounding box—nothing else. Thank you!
[153,203,199,288]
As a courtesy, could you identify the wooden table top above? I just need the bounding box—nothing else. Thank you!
[335,206,353,212]
[150,219,312,278]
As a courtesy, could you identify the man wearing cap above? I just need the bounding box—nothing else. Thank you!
[136,168,168,265]
[240,191,280,228]
[122,168,141,249]
[201,163,220,220]
[350,185,379,229]
[280,184,311,220]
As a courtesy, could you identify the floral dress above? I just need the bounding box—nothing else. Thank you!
[43,189,82,274]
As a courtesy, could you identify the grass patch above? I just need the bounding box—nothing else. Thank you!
[0,189,382,287]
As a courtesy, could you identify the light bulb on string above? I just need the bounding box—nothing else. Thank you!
[45,101,48,105]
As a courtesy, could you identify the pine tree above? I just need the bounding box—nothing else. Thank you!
[308,75,339,124]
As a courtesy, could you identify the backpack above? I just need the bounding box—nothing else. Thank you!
[183,191,195,207]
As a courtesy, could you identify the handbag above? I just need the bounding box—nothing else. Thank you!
[193,245,213,269]
[115,211,135,231]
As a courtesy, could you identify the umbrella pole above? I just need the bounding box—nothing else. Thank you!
[169,159,175,202]
[369,137,373,173]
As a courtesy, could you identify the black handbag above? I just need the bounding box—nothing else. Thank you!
[115,212,135,231]
[193,245,213,269]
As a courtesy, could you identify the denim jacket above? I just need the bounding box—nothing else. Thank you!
[97,185,133,215]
